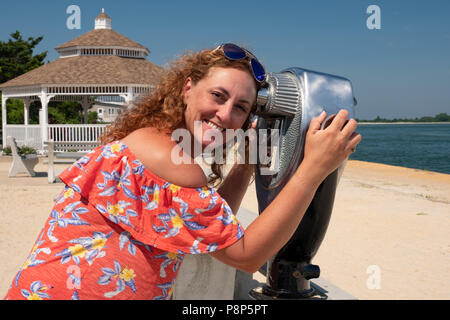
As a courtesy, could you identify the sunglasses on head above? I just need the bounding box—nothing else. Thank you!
[216,43,266,83]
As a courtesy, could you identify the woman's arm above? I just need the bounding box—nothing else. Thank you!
[210,110,362,273]
[210,161,321,273]
[216,164,253,215]
[216,116,258,214]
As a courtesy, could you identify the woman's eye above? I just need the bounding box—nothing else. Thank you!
[236,105,246,112]
[212,91,223,99]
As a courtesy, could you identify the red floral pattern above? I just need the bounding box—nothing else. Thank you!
[4,141,243,300]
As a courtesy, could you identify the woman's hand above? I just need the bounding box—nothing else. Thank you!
[211,110,361,273]
[300,109,362,183]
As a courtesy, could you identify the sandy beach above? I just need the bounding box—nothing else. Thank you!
[0,156,449,300]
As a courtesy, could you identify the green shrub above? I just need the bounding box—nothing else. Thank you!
[2,146,11,155]
[2,145,36,156]
[19,146,37,155]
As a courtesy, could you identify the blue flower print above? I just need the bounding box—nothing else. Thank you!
[132,159,145,177]
[71,290,80,300]
[216,202,237,226]
[206,242,218,252]
[73,154,91,170]
[216,203,243,239]
[55,231,112,266]
[97,161,137,200]
[96,142,126,162]
[96,200,138,228]
[140,184,160,211]
[119,231,152,256]
[117,158,138,200]
[20,281,51,300]
[14,230,51,287]
[98,260,137,298]
[154,205,206,239]
[47,198,90,242]
[154,280,175,300]
[97,169,120,195]
[194,194,219,214]
[189,237,202,254]
[153,251,183,278]
[192,187,219,215]
[54,185,75,205]
[196,186,215,199]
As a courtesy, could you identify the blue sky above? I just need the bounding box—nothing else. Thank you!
[1,0,449,120]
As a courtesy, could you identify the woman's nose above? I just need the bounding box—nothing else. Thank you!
[216,103,233,126]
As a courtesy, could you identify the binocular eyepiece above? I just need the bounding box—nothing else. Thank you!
[255,72,302,117]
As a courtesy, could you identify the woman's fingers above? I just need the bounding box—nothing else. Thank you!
[323,110,362,156]
[329,109,349,131]
[309,111,327,132]
[249,114,258,129]
[301,109,362,181]
[341,118,358,139]
[326,110,360,151]
[346,131,362,153]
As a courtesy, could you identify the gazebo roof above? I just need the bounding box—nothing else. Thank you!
[0,55,165,88]
[55,29,149,52]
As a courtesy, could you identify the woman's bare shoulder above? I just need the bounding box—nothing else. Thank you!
[121,127,208,188]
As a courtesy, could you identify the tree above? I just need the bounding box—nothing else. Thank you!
[434,113,450,122]
[0,30,47,83]
[48,101,83,124]
[88,111,99,124]
[47,101,99,124]
[1,31,48,130]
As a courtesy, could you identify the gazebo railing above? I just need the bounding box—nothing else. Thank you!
[3,124,108,151]
[48,124,107,143]
[3,125,42,150]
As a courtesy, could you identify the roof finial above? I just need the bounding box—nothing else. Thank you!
[95,8,112,30]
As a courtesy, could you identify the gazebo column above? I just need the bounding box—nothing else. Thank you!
[1,94,7,147]
[23,98,30,145]
[23,98,30,125]
[39,89,52,145]
[121,86,136,108]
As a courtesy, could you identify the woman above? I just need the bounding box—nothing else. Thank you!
[4,44,361,300]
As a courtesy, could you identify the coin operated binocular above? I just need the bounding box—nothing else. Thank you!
[250,67,357,299]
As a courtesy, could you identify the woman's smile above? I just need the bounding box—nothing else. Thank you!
[203,119,224,132]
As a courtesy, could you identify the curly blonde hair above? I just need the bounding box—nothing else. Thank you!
[100,46,264,186]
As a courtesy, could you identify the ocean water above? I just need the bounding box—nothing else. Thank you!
[349,123,450,174]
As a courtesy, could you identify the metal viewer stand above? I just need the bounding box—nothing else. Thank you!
[250,67,356,299]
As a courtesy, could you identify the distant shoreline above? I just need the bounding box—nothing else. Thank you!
[357,122,450,125]
[347,158,450,176]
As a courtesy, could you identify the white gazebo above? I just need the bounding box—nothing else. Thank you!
[0,9,164,150]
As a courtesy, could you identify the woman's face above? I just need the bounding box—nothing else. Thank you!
[183,67,257,149]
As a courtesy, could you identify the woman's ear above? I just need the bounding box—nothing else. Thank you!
[183,77,192,103]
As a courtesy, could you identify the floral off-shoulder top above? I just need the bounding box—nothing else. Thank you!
[4,141,244,300]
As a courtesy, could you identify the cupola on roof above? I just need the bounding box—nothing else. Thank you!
[95,8,112,30]
[55,9,149,58]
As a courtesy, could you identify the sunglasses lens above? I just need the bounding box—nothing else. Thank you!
[222,43,246,60]
[251,58,266,82]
